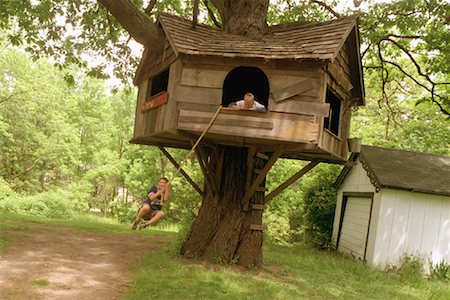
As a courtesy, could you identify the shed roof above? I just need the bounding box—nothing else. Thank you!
[336,145,450,196]
[158,13,358,61]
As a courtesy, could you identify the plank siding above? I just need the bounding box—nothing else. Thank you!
[178,109,319,144]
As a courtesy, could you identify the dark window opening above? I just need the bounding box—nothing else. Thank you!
[148,68,170,98]
[324,89,341,136]
[222,66,269,110]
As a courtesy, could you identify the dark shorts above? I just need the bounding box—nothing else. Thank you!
[143,199,162,211]
[142,200,162,220]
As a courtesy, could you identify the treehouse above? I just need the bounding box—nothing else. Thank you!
[131,13,365,163]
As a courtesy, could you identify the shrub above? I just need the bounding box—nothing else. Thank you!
[114,202,139,224]
[302,183,337,248]
[429,259,450,282]
[0,178,15,201]
[0,189,74,218]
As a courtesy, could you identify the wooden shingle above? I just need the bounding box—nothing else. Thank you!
[157,13,358,61]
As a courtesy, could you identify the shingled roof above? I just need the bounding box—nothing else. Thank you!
[337,145,450,196]
[157,13,358,61]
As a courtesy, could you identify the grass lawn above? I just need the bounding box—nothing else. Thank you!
[1,213,448,299]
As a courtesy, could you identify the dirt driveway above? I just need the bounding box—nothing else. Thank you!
[0,221,172,300]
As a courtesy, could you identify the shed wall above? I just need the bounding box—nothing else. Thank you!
[371,189,450,270]
[332,163,376,247]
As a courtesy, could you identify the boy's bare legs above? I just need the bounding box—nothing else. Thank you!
[140,211,165,229]
[131,204,151,230]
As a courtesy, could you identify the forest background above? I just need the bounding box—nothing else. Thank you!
[0,0,449,248]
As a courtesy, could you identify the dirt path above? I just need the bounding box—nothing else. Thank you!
[0,221,172,300]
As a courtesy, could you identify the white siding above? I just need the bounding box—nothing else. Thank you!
[371,189,450,270]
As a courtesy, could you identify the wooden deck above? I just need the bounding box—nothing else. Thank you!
[131,108,348,164]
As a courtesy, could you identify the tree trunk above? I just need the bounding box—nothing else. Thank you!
[210,0,269,36]
[181,146,267,267]
[179,0,270,268]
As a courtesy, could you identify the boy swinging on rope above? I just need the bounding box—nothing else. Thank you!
[131,177,170,230]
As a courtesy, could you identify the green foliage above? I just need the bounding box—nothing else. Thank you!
[387,254,425,284]
[114,202,139,224]
[300,165,340,248]
[0,177,15,200]
[429,260,450,282]
[0,189,75,218]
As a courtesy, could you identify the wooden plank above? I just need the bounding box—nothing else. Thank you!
[178,121,318,144]
[194,145,218,196]
[254,168,263,174]
[256,187,269,192]
[270,98,330,117]
[158,145,204,197]
[252,204,265,210]
[265,161,319,203]
[179,113,273,130]
[141,91,169,113]
[173,85,222,105]
[181,68,228,88]
[177,102,214,112]
[249,224,265,231]
[272,79,315,102]
[242,148,283,210]
[256,153,269,160]
[327,62,353,92]
[245,147,257,191]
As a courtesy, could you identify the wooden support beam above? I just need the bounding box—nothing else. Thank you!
[242,148,284,211]
[194,144,218,196]
[249,224,265,231]
[252,204,265,210]
[256,187,269,192]
[265,161,319,204]
[215,147,225,188]
[245,147,257,191]
[254,168,263,175]
[158,145,204,197]
[256,152,269,160]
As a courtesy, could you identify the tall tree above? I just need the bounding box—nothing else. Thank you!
[3,0,448,266]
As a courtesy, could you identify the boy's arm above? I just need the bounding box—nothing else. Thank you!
[148,189,163,200]
[163,182,170,202]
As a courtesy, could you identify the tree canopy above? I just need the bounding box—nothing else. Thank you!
[1,0,449,115]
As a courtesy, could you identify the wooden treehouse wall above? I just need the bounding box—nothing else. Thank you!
[134,42,357,161]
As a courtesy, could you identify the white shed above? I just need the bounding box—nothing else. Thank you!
[332,145,450,271]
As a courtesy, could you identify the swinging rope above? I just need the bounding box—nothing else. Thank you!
[171,105,223,182]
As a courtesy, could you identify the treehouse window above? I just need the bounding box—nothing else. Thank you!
[324,89,341,136]
[222,66,269,111]
[148,68,170,98]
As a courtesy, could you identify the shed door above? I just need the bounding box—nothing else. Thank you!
[337,196,372,260]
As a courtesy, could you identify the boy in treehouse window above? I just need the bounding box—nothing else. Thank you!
[228,92,266,112]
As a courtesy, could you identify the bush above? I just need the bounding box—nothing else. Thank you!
[0,178,15,201]
[114,202,139,224]
[429,259,450,282]
[301,165,339,249]
[0,189,75,218]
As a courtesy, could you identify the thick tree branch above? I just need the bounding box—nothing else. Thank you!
[144,0,157,15]
[309,0,340,18]
[192,0,200,29]
[97,0,163,49]
[202,0,222,28]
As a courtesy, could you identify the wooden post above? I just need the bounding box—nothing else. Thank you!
[158,145,204,197]
[242,147,283,211]
[265,161,319,204]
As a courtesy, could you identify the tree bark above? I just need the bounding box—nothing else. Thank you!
[209,0,269,36]
[97,0,163,49]
[181,146,266,267]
